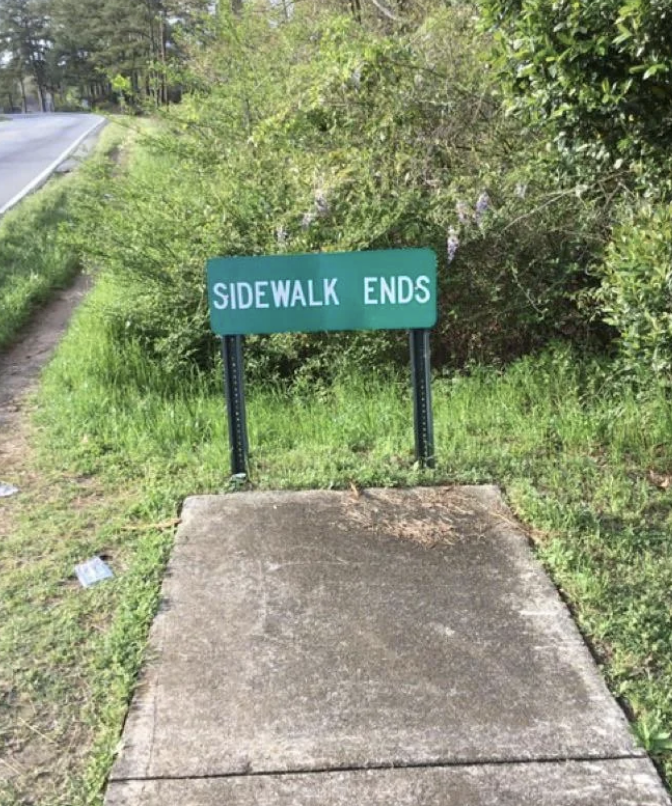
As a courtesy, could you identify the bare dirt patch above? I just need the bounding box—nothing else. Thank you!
[342,486,489,547]
[0,272,91,412]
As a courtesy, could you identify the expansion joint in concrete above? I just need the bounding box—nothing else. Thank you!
[112,752,643,784]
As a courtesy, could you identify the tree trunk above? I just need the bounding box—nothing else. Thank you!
[19,74,27,112]
[36,80,46,112]
[159,13,168,105]
[29,52,47,112]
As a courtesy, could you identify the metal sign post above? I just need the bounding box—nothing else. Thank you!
[409,328,435,468]
[221,335,249,475]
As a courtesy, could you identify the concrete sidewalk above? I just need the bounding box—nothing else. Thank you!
[105,487,671,805]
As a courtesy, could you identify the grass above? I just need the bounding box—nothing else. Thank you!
[0,467,174,806]
[2,265,672,803]
[0,121,127,351]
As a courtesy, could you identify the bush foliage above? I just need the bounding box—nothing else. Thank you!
[480,0,672,376]
[595,199,672,375]
[480,0,672,179]
[73,3,616,384]
[61,1,672,383]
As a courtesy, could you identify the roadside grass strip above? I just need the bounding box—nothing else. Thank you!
[0,122,126,351]
[0,274,671,803]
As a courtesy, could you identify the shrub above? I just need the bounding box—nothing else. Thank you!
[76,5,611,384]
[479,0,672,182]
[595,200,672,375]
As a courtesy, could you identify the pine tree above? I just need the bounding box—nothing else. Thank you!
[0,0,52,111]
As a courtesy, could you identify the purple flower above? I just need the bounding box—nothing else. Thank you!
[475,192,490,222]
[446,228,459,264]
[276,225,288,245]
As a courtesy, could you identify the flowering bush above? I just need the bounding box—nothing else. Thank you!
[78,4,611,383]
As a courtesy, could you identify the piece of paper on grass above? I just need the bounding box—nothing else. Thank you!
[75,557,114,588]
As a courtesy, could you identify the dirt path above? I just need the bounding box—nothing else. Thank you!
[0,273,91,482]
[0,272,106,803]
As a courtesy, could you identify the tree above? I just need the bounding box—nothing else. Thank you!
[0,0,52,111]
[0,58,23,110]
[46,0,208,106]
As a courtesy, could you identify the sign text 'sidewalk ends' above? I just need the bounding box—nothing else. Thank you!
[207,248,437,335]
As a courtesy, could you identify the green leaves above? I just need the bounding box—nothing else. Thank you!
[634,716,672,756]
[594,198,672,374]
[479,0,672,175]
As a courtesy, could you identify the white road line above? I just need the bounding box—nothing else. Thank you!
[0,116,108,217]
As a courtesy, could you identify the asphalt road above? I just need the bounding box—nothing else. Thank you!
[0,113,105,214]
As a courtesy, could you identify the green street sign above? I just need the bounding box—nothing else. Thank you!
[207,248,437,335]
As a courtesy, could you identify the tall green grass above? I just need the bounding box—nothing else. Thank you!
[0,182,80,348]
[38,285,672,496]
[0,122,125,350]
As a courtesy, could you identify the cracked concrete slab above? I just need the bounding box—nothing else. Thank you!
[105,486,670,805]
